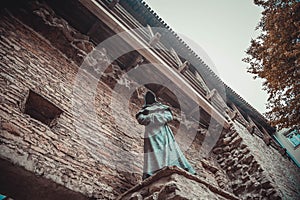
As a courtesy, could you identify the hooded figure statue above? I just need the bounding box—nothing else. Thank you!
[136,91,196,180]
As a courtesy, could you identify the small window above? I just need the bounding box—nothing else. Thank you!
[24,90,62,127]
[285,129,300,148]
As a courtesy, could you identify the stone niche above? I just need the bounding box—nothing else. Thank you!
[23,90,63,127]
[118,166,238,200]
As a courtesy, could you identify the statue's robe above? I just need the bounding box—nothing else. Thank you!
[136,103,196,180]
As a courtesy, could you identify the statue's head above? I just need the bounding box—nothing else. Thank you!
[145,91,157,105]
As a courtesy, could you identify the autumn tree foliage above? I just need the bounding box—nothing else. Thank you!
[244,0,300,129]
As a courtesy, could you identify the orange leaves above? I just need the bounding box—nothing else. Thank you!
[244,0,300,129]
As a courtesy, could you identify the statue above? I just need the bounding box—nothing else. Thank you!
[136,91,196,180]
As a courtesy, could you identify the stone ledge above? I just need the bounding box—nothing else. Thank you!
[117,166,239,200]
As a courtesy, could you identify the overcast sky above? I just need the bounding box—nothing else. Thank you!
[144,0,268,114]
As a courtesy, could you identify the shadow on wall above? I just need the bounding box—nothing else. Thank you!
[0,158,90,200]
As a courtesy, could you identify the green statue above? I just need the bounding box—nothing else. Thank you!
[136,91,196,180]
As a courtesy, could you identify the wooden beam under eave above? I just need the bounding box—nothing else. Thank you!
[230,103,248,126]
[178,61,189,73]
[149,32,161,46]
[247,116,264,137]
[229,110,238,120]
[79,0,230,129]
[206,88,217,100]
[170,48,183,66]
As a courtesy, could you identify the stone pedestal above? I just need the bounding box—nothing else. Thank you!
[117,166,238,200]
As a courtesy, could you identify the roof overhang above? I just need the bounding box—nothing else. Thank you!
[79,0,230,129]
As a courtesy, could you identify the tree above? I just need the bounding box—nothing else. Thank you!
[243,0,300,129]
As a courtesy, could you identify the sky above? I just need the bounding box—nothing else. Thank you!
[144,0,269,114]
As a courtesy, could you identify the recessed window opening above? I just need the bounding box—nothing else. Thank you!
[24,90,62,127]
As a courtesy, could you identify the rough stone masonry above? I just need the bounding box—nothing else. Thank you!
[1,1,300,200]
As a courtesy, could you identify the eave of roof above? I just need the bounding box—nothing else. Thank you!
[118,0,275,133]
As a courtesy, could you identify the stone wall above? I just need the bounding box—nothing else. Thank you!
[1,2,299,200]
[234,122,300,199]
[0,7,229,199]
[212,121,300,200]
[0,12,143,199]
